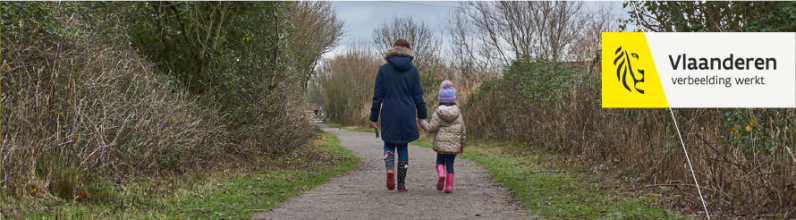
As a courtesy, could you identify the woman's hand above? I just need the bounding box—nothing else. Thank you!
[372,121,378,128]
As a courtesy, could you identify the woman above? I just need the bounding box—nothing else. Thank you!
[370,39,427,192]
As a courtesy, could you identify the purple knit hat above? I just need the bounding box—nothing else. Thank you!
[438,80,456,103]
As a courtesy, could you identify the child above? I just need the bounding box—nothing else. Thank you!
[419,80,466,193]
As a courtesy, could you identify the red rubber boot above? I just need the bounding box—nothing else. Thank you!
[385,152,395,190]
[387,170,395,190]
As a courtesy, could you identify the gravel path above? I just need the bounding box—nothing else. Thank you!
[253,123,535,220]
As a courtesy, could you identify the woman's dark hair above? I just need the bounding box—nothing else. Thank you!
[439,102,456,106]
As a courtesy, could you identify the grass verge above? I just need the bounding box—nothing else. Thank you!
[411,135,682,219]
[3,127,358,219]
[325,121,375,133]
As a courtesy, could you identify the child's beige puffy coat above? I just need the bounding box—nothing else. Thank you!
[420,105,466,155]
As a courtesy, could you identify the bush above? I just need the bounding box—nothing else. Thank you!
[463,59,584,141]
[118,2,313,154]
[0,1,315,204]
[1,2,233,199]
[463,58,796,214]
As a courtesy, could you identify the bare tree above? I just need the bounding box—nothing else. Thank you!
[445,4,500,77]
[372,16,441,67]
[568,2,618,72]
[447,1,586,67]
[291,1,345,91]
[536,1,586,62]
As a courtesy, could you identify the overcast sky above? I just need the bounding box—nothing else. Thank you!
[324,1,630,60]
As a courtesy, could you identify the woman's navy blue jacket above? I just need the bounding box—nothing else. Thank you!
[369,46,427,144]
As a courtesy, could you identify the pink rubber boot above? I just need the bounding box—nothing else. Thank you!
[445,173,454,193]
[436,164,446,191]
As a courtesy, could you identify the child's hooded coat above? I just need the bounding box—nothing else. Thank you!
[420,105,466,154]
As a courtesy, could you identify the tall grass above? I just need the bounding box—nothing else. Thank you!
[463,58,796,216]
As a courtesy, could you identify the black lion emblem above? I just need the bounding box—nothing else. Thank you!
[614,46,645,94]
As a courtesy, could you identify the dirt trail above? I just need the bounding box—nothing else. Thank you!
[253,123,535,220]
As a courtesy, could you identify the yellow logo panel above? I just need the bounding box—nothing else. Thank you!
[602,32,669,108]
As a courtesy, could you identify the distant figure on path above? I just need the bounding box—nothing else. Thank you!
[369,39,427,192]
[419,80,466,193]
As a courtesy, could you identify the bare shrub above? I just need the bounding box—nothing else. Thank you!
[317,41,381,125]
[1,2,236,202]
[234,80,314,156]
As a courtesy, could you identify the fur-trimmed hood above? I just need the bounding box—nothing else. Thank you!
[384,46,415,61]
[384,46,415,72]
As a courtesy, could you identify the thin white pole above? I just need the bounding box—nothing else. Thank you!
[668,108,711,220]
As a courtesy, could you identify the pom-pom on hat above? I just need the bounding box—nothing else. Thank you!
[439,80,455,103]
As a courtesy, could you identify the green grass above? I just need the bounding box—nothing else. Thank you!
[325,121,376,133]
[7,129,358,219]
[411,135,681,219]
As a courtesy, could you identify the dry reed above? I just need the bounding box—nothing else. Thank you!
[462,60,796,217]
